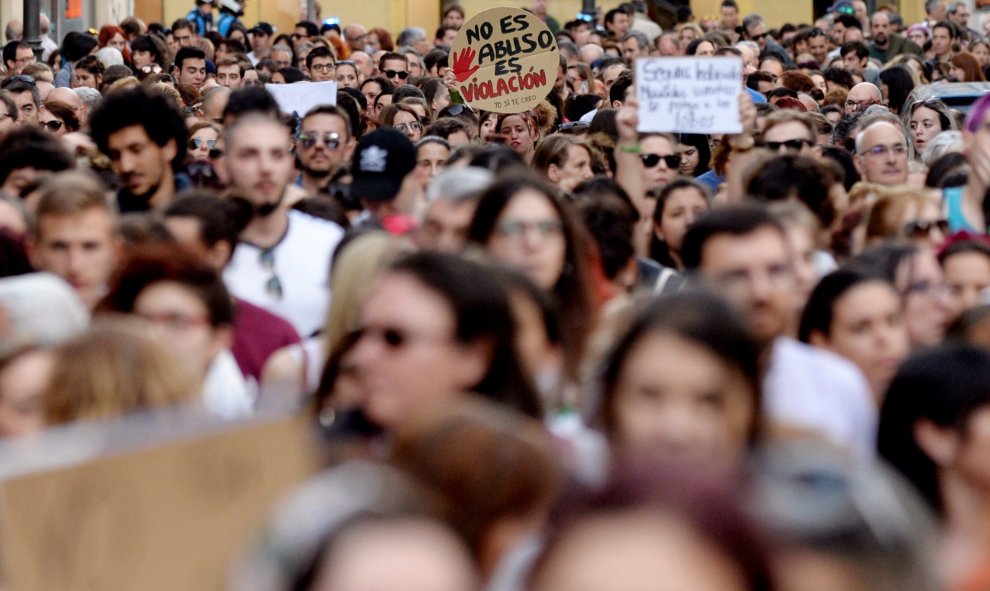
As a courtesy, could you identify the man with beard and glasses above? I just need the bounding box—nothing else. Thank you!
[294,105,353,197]
[220,113,345,338]
[90,85,191,212]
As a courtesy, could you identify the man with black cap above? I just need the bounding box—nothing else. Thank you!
[350,128,420,233]
[247,22,274,66]
[220,112,345,338]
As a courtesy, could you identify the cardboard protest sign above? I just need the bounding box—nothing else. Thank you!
[266,80,337,115]
[0,411,317,591]
[450,7,560,114]
[636,57,743,134]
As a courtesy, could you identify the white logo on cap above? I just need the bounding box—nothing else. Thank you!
[361,146,388,173]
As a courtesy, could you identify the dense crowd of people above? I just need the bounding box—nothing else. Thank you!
[2,0,990,588]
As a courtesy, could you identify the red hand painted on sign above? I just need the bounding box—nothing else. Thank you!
[453,47,480,82]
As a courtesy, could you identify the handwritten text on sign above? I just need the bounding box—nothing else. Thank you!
[451,7,559,114]
[636,57,743,134]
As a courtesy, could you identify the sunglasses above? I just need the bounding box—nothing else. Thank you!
[762,138,813,152]
[439,104,473,117]
[903,219,949,239]
[640,153,681,168]
[41,119,63,131]
[140,64,163,74]
[0,74,34,88]
[355,325,448,350]
[188,137,216,150]
[750,32,768,41]
[559,121,590,132]
[297,131,341,150]
[384,69,409,80]
[259,248,283,300]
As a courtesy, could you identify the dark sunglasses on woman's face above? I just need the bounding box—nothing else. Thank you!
[640,153,681,168]
[903,219,949,239]
[42,119,63,131]
[188,137,216,150]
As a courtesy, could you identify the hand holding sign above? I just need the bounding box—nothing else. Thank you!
[635,57,743,134]
[453,47,479,82]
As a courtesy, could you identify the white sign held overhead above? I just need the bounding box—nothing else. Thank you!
[635,57,743,134]
[265,80,337,115]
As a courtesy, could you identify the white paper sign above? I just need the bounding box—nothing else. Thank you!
[265,80,337,115]
[636,57,742,134]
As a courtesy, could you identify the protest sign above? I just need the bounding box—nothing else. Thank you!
[636,57,743,134]
[450,7,559,114]
[0,411,317,591]
[266,80,337,115]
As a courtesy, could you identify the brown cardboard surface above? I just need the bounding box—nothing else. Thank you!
[450,7,560,114]
[0,413,317,591]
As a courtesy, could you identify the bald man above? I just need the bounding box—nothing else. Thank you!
[854,119,909,186]
[844,82,882,115]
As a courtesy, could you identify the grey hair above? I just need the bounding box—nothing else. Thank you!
[742,14,765,33]
[921,130,963,166]
[73,86,102,108]
[734,40,759,56]
[425,167,493,204]
[396,27,426,48]
[622,31,650,49]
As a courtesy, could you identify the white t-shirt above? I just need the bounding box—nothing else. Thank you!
[224,210,344,338]
[764,337,878,460]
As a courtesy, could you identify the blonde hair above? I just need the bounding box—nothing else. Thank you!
[324,232,411,353]
[865,188,939,244]
[42,318,197,425]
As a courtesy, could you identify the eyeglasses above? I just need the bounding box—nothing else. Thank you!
[496,219,564,239]
[845,98,880,111]
[860,143,907,158]
[188,137,216,150]
[41,119,63,131]
[901,279,949,298]
[762,138,813,152]
[259,248,283,300]
[640,153,682,168]
[140,64,163,75]
[0,74,34,89]
[394,121,423,134]
[384,69,409,80]
[903,218,949,239]
[139,312,210,332]
[311,63,335,73]
[297,131,341,149]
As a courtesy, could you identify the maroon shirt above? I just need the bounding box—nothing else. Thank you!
[231,298,301,381]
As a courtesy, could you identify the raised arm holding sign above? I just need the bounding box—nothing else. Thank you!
[635,57,743,134]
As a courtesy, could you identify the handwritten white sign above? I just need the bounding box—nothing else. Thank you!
[636,57,743,134]
[265,80,337,115]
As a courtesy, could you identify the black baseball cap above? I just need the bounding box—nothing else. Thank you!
[350,129,416,202]
[250,22,274,36]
